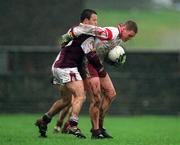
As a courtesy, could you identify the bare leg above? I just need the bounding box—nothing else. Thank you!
[54,105,71,133]
[54,96,74,133]
[65,80,86,138]
[56,105,71,127]
[99,95,113,128]
[88,77,101,130]
[35,85,72,137]
[99,74,116,130]
[47,85,72,117]
[66,80,85,125]
[60,105,73,133]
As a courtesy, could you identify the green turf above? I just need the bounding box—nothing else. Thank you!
[0,114,179,145]
[96,9,180,51]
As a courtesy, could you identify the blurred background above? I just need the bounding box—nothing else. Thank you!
[0,0,180,115]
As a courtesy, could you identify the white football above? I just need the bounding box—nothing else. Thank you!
[108,45,125,62]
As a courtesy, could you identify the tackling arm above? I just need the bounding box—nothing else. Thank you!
[86,51,107,77]
[81,37,107,77]
[59,24,114,47]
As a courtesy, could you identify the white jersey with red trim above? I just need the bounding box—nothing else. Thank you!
[72,24,122,48]
[71,23,123,62]
[94,27,123,62]
[94,27,122,49]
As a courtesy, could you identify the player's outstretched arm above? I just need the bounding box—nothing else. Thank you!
[59,24,113,47]
[72,23,113,40]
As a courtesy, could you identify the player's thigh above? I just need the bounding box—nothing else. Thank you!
[100,73,116,98]
[83,78,89,94]
[57,85,72,103]
[66,80,85,98]
[58,85,71,97]
[88,77,101,96]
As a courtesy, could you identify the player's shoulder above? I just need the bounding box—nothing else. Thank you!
[104,27,119,39]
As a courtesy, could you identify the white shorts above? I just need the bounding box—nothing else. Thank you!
[51,67,82,85]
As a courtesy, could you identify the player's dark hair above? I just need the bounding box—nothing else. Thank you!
[125,20,138,33]
[80,9,97,22]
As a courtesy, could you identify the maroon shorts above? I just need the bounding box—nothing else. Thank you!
[87,63,99,78]
[78,63,99,79]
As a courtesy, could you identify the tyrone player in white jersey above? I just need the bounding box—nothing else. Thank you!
[73,20,138,138]
[54,20,138,138]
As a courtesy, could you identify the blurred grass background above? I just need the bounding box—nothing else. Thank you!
[96,9,180,51]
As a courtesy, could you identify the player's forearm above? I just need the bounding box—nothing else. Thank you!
[86,51,107,77]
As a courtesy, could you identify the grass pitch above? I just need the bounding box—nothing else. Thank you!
[0,114,179,145]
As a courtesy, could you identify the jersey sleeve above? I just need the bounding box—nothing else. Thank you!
[72,23,114,40]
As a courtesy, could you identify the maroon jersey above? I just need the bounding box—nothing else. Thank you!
[53,34,106,74]
[53,34,92,68]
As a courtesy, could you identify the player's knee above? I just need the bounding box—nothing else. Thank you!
[112,90,117,98]
[106,90,117,102]
[107,89,116,97]
[91,96,101,107]
[94,99,101,107]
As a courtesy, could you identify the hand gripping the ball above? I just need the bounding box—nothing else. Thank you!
[117,53,126,64]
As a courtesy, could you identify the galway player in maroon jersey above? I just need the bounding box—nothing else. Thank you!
[35,9,102,139]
